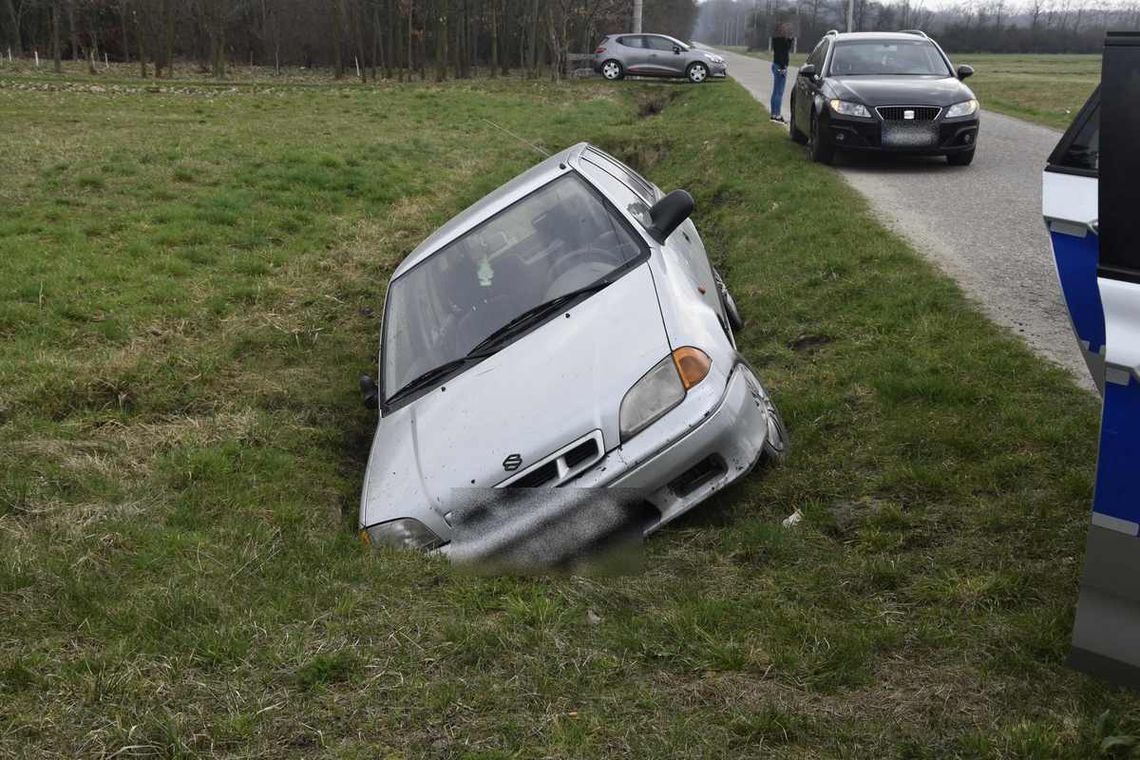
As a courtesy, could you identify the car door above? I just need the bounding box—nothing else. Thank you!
[1042,86,1102,390]
[644,35,682,75]
[796,39,829,124]
[620,35,651,75]
[1066,31,1140,689]
[580,148,724,323]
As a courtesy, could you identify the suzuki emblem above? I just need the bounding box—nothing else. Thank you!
[904,109,915,120]
[502,453,523,471]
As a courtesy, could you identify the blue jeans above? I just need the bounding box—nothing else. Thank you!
[770,63,787,117]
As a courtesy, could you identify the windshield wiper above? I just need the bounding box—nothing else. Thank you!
[386,278,616,405]
[386,351,494,404]
[468,278,615,356]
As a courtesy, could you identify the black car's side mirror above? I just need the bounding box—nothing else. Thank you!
[798,63,817,79]
[957,64,974,80]
[360,374,379,410]
[647,189,694,243]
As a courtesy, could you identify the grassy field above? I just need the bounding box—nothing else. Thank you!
[721,47,1099,130]
[2,68,1138,757]
[955,53,1100,130]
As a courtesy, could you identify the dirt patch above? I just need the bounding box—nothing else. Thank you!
[605,140,672,176]
[635,88,681,118]
[787,333,832,353]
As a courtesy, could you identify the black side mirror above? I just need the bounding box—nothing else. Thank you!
[957,64,974,80]
[360,374,379,410]
[798,63,817,79]
[673,45,681,54]
[646,189,694,244]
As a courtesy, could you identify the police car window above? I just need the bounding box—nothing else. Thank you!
[1049,94,1099,175]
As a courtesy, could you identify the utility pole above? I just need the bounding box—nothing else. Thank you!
[846,0,854,31]
[632,0,642,32]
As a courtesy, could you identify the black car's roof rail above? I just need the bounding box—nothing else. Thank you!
[898,29,929,38]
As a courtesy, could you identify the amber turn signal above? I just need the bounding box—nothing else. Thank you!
[671,347,711,390]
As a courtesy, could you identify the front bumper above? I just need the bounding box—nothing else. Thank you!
[710,62,728,77]
[371,361,774,554]
[572,361,772,530]
[824,112,979,154]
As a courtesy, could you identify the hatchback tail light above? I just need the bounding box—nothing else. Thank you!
[594,47,606,54]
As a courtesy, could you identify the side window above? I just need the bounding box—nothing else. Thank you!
[1048,87,1099,175]
[806,40,826,69]
[817,41,831,71]
[575,162,652,233]
[645,36,674,52]
[583,148,659,205]
[622,36,645,49]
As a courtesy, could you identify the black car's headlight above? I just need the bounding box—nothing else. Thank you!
[945,99,979,118]
[361,518,444,551]
[619,348,711,442]
[829,99,872,118]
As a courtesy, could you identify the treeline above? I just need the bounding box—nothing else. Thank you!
[0,0,697,79]
[694,0,1139,55]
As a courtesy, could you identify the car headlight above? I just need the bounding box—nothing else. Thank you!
[945,99,979,118]
[829,100,872,118]
[362,518,444,551]
[619,347,711,442]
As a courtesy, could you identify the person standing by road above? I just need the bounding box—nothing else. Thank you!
[770,23,794,123]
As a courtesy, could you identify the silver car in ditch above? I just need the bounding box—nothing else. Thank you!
[358,143,786,552]
[593,34,727,83]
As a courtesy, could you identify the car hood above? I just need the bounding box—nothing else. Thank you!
[829,76,973,107]
[360,264,671,526]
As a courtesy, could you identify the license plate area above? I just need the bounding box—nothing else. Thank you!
[881,124,937,147]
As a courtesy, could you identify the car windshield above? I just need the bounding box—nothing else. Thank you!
[829,40,951,77]
[382,174,645,400]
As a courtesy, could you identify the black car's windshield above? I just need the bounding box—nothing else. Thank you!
[382,174,645,400]
[829,40,951,77]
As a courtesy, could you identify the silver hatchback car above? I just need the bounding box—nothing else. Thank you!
[593,34,727,83]
[358,143,786,554]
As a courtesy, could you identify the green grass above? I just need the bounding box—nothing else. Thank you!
[955,53,1100,130]
[1,71,1138,756]
[721,47,1099,130]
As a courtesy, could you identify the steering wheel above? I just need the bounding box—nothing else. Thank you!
[547,245,627,281]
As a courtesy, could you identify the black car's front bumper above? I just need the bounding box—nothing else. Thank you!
[822,111,979,155]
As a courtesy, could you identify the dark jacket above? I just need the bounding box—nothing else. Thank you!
[772,37,792,68]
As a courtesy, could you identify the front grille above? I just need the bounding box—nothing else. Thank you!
[876,106,941,122]
[668,455,727,497]
[500,432,604,488]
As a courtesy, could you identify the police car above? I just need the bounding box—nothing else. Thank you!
[1043,31,1140,688]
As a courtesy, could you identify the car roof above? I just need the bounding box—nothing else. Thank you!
[392,143,591,278]
[829,32,936,43]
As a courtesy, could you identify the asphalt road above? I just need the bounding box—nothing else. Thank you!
[709,47,1092,389]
